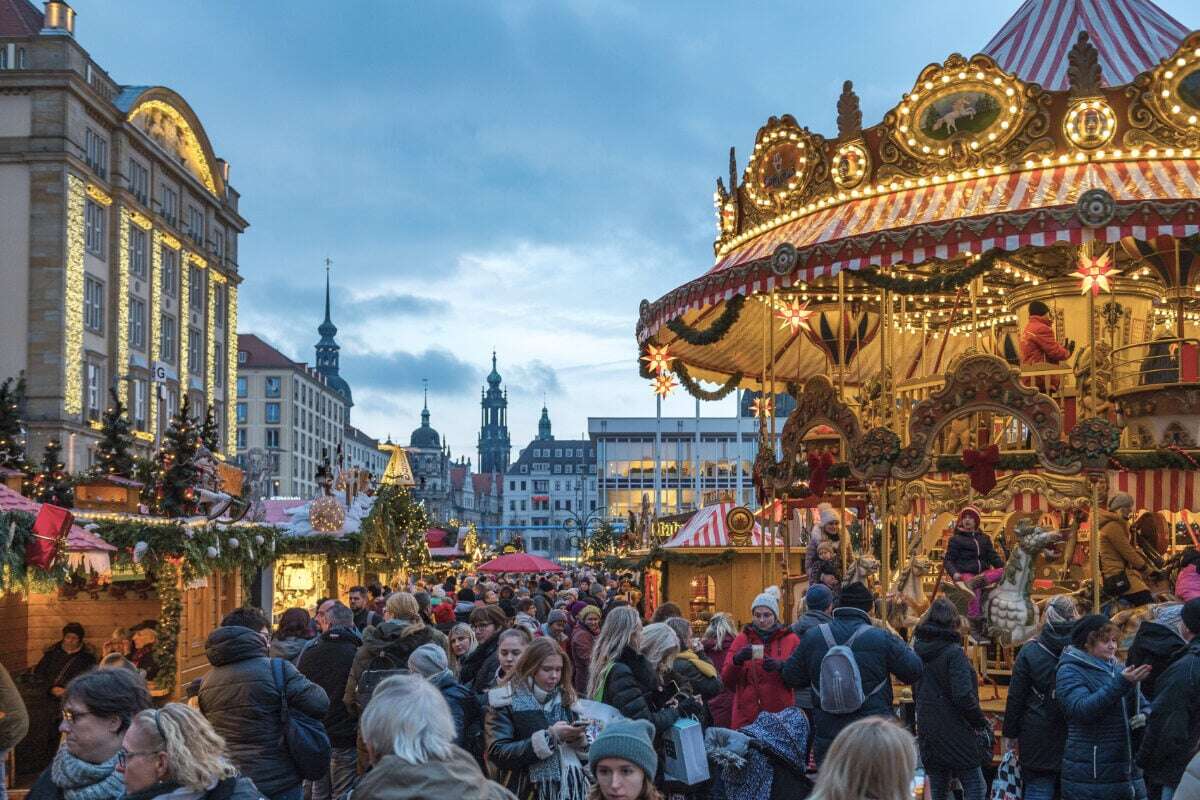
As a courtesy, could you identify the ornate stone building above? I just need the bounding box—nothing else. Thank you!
[478,353,511,474]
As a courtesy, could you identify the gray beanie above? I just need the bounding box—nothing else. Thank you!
[588,718,657,777]
[407,643,448,678]
[547,609,569,625]
[1108,492,1134,512]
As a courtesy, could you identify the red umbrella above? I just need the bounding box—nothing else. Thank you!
[476,552,563,574]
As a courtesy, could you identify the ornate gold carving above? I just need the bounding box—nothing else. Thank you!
[1123,31,1200,151]
[1067,31,1103,99]
[899,471,1093,515]
[743,116,824,211]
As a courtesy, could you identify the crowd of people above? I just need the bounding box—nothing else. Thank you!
[4,560,1200,800]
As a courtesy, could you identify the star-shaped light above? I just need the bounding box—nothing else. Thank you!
[652,373,678,398]
[750,396,773,418]
[641,344,674,375]
[1071,248,1120,295]
[776,297,815,333]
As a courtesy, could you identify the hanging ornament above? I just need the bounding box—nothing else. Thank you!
[776,297,815,333]
[641,344,674,375]
[206,546,218,558]
[652,373,678,399]
[310,495,346,533]
[227,537,239,549]
[133,541,149,564]
[255,535,265,546]
[750,396,773,418]
[1071,247,1119,295]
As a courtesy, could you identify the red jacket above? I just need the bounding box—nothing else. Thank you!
[720,625,800,729]
[1019,314,1069,366]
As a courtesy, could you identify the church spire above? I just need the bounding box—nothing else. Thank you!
[318,257,337,342]
[538,402,552,441]
[315,257,353,408]
[478,352,510,473]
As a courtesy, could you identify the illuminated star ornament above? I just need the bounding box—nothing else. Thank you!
[776,297,815,333]
[641,344,674,375]
[750,396,773,418]
[652,373,678,398]
[1071,248,1120,295]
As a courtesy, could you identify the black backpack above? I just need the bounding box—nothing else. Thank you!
[354,647,408,711]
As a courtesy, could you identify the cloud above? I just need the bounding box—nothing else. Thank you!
[341,347,477,396]
[504,359,562,399]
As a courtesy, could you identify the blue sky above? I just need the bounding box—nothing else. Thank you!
[72,0,1195,459]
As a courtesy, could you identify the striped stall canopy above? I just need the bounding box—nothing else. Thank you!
[1110,469,1200,512]
[660,502,782,548]
[983,0,1189,91]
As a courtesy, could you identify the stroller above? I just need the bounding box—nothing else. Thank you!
[705,708,813,800]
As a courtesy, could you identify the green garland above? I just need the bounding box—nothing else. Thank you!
[665,294,746,346]
[152,560,183,694]
[95,520,280,579]
[1109,449,1200,471]
[601,546,738,572]
[673,362,742,401]
[854,248,1000,294]
[934,452,1039,472]
[0,510,70,590]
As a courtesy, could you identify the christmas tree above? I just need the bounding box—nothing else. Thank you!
[93,389,135,478]
[200,404,220,452]
[33,439,73,507]
[156,397,201,517]
[0,376,30,477]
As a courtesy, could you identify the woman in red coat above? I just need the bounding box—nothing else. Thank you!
[720,587,800,729]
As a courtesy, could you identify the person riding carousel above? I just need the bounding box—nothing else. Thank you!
[943,507,1004,641]
[807,504,842,587]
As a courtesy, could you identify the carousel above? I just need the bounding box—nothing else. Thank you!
[635,0,1200,658]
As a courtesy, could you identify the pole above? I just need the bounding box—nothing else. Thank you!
[735,388,744,506]
[838,271,850,573]
[880,479,890,594]
[694,397,701,510]
[654,396,662,521]
[1090,478,1101,613]
[769,289,778,590]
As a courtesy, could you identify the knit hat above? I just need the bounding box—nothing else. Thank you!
[1070,613,1113,648]
[1108,492,1134,512]
[818,503,839,527]
[547,609,569,625]
[838,582,875,612]
[1042,594,1078,626]
[62,622,85,639]
[805,584,834,611]
[751,586,781,619]
[1182,598,1200,635]
[457,588,476,603]
[956,506,982,530]
[588,719,657,778]
[590,583,606,598]
[1028,300,1050,317]
[407,643,449,677]
[578,605,601,621]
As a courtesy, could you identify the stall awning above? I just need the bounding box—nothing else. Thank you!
[661,502,781,548]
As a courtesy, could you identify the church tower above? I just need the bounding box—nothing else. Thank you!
[314,259,353,412]
[478,352,511,474]
[537,403,553,441]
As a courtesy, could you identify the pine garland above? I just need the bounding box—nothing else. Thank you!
[665,294,746,346]
[673,362,743,401]
[854,248,1000,294]
[152,560,183,694]
[601,546,738,572]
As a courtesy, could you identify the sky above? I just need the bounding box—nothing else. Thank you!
[71,0,1195,460]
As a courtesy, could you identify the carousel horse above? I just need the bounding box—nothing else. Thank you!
[983,523,1063,645]
[884,555,932,630]
[843,553,880,588]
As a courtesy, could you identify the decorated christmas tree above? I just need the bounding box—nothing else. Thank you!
[362,484,431,573]
[200,404,220,452]
[33,439,73,507]
[0,376,30,478]
[156,397,201,517]
[93,389,135,478]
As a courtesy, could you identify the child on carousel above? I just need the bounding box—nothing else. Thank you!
[943,506,1004,641]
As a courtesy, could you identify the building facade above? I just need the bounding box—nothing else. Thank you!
[0,0,244,470]
[501,406,596,559]
[407,397,453,522]
[344,424,387,480]
[477,353,511,474]
[235,334,345,499]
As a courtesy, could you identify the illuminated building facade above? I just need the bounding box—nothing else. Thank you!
[0,0,245,470]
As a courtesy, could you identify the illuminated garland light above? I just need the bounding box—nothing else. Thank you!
[225,283,237,457]
[652,373,678,399]
[1064,98,1117,149]
[641,344,674,375]
[178,253,190,381]
[1072,247,1119,295]
[85,184,113,207]
[117,208,131,408]
[775,297,815,332]
[64,175,86,416]
[205,275,219,401]
[127,99,219,195]
[149,230,163,437]
[309,495,346,533]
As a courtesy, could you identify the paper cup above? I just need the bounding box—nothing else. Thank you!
[752,644,764,660]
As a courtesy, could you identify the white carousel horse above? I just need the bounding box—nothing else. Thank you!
[843,553,880,587]
[884,555,933,630]
[983,523,1063,645]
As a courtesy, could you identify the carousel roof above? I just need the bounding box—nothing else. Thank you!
[983,0,1188,90]
[660,502,781,548]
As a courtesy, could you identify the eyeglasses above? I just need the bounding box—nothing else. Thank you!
[117,749,162,769]
[61,709,96,724]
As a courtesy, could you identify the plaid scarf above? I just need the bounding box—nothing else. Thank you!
[511,683,589,800]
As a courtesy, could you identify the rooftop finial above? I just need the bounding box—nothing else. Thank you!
[422,378,428,411]
[323,257,332,324]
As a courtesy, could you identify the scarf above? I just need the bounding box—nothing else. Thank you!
[50,746,124,800]
[512,683,589,800]
[676,649,717,679]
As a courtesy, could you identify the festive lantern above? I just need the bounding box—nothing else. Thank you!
[1071,248,1119,295]
[652,373,678,398]
[641,344,674,375]
[310,495,345,533]
[776,297,814,333]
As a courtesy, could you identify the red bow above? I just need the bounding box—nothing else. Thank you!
[962,444,1000,496]
[807,451,835,498]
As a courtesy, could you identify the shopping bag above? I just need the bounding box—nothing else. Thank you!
[989,750,1023,800]
[662,717,709,786]
[27,504,72,570]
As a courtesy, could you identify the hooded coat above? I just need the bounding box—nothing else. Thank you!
[429,669,480,748]
[721,624,800,730]
[1097,508,1149,596]
[1020,313,1070,365]
[1125,620,1185,701]
[568,624,595,696]
[790,608,834,710]
[198,626,330,799]
[460,633,501,693]
[943,528,1003,578]
[1055,645,1140,800]
[913,623,988,772]
[1136,636,1200,789]
[344,619,444,713]
[352,749,516,800]
[295,625,362,748]
[595,646,680,734]
[1002,618,1073,773]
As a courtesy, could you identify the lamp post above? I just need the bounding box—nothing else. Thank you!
[563,505,608,561]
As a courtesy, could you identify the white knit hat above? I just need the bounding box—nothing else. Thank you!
[818,503,839,526]
[751,586,781,618]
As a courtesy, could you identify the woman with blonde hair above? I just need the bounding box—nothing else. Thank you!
[344,591,447,714]
[808,717,918,800]
[115,703,260,800]
[701,612,738,728]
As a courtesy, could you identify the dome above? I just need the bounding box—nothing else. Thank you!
[409,404,440,449]
[325,374,352,405]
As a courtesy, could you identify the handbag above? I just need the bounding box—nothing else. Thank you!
[270,658,331,780]
[989,750,1023,800]
[1101,570,1131,598]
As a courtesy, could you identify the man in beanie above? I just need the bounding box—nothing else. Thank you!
[541,608,570,645]
[1020,299,1073,391]
[1098,491,1153,607]
[1137,598,1200,799]
[588,719,658,800]
[782,582,922,764]
[408,643,478,749]
[791,584,835,763]
[721,587,800,729]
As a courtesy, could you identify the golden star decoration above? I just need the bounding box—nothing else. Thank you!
[776,297,815,333]
[641,344,674,375]
[750,396,773,418]
[1071,249,1120,296]
[652,373,678,398]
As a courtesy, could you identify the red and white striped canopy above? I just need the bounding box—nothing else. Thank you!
[1110,469,1200,512]
[983,0,1189,90]
[661,502,781,548]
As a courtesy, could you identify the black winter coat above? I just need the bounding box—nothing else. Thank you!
[431,669,481,749]
[596,647,680,735]
[1056,646,1139,800]
[913,623,989,771]
[198,626,330,799]
[943,529,1004,578]
[1137,637,1200,788]
[343,619,442,713]
[1126,621,1186,702]
[123,777,265,800]
[485,689,581,798]
[671,652,723,700]
[780,607,923,763]
[461,634,500,692]
[1002,619,1073,773]
[296,625,361,748]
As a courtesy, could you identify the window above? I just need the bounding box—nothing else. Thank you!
[189,266,204,310]
[84,128,107,178]
[132,379,146,430]
[160,247,177,297]
[188,327,202,374]
[236,428,246,449]
[83,276,104,333]
[213,284,225,327]
[165,387,177,420]
[85,200,105,257]
[509,481,516,491]
[236,402,247,424]
[128,158,148,205]
[266,428,280,449]
[85,362,103,421]
[129,224,147,279]
[265,402,280,424]
[236,376,247,398]
[554,449,562,458]
[187,205,204,245]
[520,481,527,491]
[159,314,175,363]
[265,376,281,398]
[213,229,225,262]
[160,185,177,225]
[128,297,146,350]
[214,342,224,386]
[237,350,247,364]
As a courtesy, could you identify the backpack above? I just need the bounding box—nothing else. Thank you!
[816,623,888,715]
[354,648,408,711]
